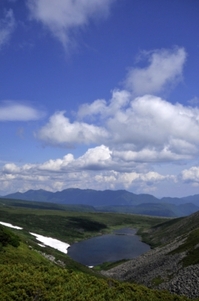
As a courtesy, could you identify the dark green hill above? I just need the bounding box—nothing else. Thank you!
[132,202,199,217]
[97,203,199,217]
[0,222,193,300]
[0,197,96,212]
[143,210,199,247]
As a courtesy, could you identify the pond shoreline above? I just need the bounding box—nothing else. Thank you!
[67,227,150,266]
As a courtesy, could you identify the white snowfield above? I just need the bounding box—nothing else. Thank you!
[0,221,70,254]
[30,232,70,254]
[0,221,23,230]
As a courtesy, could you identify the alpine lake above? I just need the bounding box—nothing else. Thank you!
[67,228,150,266]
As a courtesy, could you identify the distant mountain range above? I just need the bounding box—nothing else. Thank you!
[3,188,199,217]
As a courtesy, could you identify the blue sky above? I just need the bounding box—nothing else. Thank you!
[0,0,199,197]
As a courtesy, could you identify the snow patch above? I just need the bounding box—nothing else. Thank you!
[0,221,23,230]
[30,232,70,254]
[38,243,46,248]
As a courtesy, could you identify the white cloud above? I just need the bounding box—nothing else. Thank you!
[2,163,20,174]
[181,166,199,185]
[77,90,130,119]
[0,9,15,49]
[95,170,170,189]
[27,0,115,48]
[2,163,34,174]
[0,101,44,121]
[187,96,199,106]
[0,144,177,196]
[3,140,199,197]
[107,95,199,155]
[39,154,74,171]
[75,145,112,169]
[37,93,199,162]
[125,47,187,95]
[36,111,109,147]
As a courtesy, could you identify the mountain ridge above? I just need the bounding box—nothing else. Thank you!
[3,189,199,217]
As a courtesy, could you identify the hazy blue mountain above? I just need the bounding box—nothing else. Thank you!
[5,188,159,206]
[4,188,199,217]
[161,195,199,206]
[5,189,53,202]
[181,195,199,206]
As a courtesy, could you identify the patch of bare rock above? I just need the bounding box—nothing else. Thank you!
[101,237,199,299]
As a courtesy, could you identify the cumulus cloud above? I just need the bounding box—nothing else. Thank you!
[3,163,20,174]
[107,95,199,155]
[125,47,187,95]
[77,90,130,119]
[39,154,74,171]
[37,93,199,162]
[36,111,109,147]
[181,166,199,185]
[0,9,15,49]
[1,145,173,195]
[27,0,115,48]
[0,101,44,121]
[38,145,113,173]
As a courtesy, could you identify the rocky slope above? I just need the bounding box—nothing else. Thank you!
[102,212,199,299]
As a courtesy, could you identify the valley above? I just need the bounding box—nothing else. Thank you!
[1,192,199,300]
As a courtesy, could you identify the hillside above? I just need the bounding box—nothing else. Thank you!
[0,221,193,301]
[1,200,199,299]
[97,202,199,217]
[102,210,199,299]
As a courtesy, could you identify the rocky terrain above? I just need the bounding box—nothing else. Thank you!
[102,233,199,299]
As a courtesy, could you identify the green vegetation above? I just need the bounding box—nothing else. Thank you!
[0,197,97,212]
[93,259,129,271]
[0,201,169,277]
[171,228,199,267]
[1,199,199,300]
[139,210,199,269]
[0,224,20,250]
[0,228,193,300]
[139,211,199,248]
[139,217,189,247]
[0,204,168,244]
[152,276,164,286]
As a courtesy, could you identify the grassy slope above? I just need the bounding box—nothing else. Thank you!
[2,196,199,218]
[141,211,199,246]
[0,203,168,243]
[3,201,199,299]
[140,210,199,267]
[0,225,193,301]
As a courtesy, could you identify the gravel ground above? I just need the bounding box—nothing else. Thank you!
[101,237,199,299]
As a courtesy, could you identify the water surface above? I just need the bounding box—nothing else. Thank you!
[67,228,150,266]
